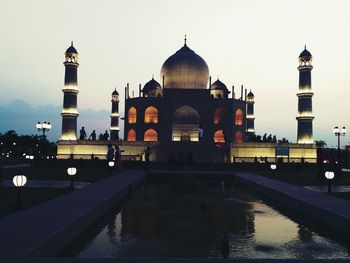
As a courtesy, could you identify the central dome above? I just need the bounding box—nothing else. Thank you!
[160,43,209,89]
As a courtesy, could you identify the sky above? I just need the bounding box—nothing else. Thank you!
[0,0,349,147]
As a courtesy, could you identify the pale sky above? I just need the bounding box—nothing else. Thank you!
[1,0,350,147]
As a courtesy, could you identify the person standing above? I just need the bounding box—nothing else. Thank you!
[103,130,109,141]
[114,145,122,170]
[145,146,151,170]
[89,130,96,141]
[79,127,87,140]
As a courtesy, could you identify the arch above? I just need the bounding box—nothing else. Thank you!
[214,107,228,125]
[172,105,199,124]
[172,105,200,141]
[144,106,158,123]
[144,129,158,142]
[235,131,243,143]
[214,130,225,143]
[235,108,243,126]
[127,129,136,142]
[128,107,137,124]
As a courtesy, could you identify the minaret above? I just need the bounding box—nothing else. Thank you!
[246,90,255,137]
[296,46,314,144]
[60,42,79,140]
[110,88,120,141]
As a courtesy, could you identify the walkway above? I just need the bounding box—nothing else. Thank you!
[235,172,350,236]
[2,180,90,189]
[0,169,145,257]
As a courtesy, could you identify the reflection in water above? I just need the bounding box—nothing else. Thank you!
[78,178,350,259]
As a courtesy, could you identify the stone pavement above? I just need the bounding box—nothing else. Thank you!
[0,169,145,257]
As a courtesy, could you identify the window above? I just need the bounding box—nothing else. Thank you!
[144,129,158,142]
[235,131,243,143]
[235,108,243,126]
[144,106,158,123]
[214,107,227,125]
[214,130,225,143]
[128,107,137,124]
[127,129,136,141]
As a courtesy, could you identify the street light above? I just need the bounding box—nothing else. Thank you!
[13,173,27,208]
[108,161,115,175]
[67,167,77,189]
[270,163,277,177]
[325,171,335,193]
[36,121,52,141]
[333,126,346,162]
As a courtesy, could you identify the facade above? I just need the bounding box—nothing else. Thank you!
[57,41,317,163]
[124,41,249,145]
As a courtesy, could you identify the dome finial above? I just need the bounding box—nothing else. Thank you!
[304,44,306,50]
[71,40,74,46]
[152,74,154,79]
[184,34,187,46]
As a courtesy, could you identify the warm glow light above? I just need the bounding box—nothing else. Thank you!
[213,107,227,125]
[62,108,79,114]
[297,111,313,117]
[235,108,243,126]
[213,130,225,142]
[13,175,27,187]
[127,129,136,141]
[235,130,243,143]
[110,113,119,117]
[62,85,79,92]
[60,131,77,141]
[144,129,158,142]
[270,164,277,170]
[110,127,120,130]
[128,107,137,124]
[144,106,158,123]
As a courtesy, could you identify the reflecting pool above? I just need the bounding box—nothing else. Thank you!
[70,178,350,259]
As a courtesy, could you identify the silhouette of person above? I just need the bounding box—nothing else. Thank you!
[103,130,109,141]
[107,143,114,161]
[79,127,87,140]
[89,130,96,141]
[114,145,122,170]
[198,126,204,141]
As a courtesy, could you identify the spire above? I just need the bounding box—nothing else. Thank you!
[184,34,187,46]
[304,44,306,50]
[71,41,73,47]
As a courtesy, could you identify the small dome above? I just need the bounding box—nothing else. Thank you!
[66,41,78,54]
[210,79,228,91]
[112,88,119,96]
[143,78,162,93]
[299,46,311,58]
[160,42,209,89]
[247,90,254,97]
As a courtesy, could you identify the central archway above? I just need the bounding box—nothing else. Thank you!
[172,105,200,141]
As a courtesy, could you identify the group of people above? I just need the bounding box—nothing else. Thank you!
[249,133,290,144]
[79,127,110,141]
[107,143,122,169]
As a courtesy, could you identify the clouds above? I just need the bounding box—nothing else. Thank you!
[0,100,123,142]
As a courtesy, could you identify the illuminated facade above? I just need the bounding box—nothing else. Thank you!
[60,42,79,140]
[124,40,250,149]
[296,47,314,144]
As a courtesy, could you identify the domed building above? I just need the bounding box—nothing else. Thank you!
[57,41,318,163]
[123,39,254,161]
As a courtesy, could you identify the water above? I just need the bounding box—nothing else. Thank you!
[69,178,350,259]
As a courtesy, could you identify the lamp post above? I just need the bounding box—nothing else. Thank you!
[36,122,52,141]
[270,163,277,177]
[67,167,77,189]
[325,171,335,193]
[333,126,346,163]
[13,173,27,208]
[108,161,115,176]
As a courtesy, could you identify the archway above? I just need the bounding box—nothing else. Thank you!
[214,107,228,125]
[214,130,225,142]
[128,107,137,124]
[172,105,200,141]
[144,129,158,142]
[144,106,158,123]
[127,129,136,141]
[235,108,243,126]
[235,130,243,143]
